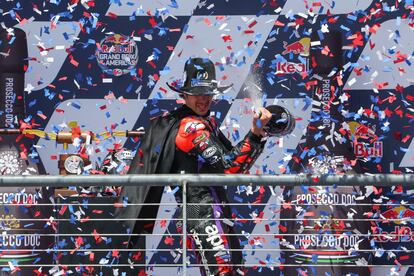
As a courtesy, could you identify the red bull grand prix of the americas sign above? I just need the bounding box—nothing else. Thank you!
[277,38,310,74]
[95,34,138,76]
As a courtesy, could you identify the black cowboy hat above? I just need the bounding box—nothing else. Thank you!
[167,57,233,95]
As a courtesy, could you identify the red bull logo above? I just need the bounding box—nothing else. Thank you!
[353,123,377,139]
[381,206,414,225]
[282,38,310,56]
[101,34,134,54]
[349,122,383,158]
[104,34,129,44]
[277,38,310,75]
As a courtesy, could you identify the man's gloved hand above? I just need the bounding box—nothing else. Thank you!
[251,107,272,137]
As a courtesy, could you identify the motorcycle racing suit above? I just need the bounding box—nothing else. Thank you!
[170,105,266,276]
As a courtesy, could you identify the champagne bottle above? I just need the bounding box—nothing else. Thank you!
[263,105,295,137]
[280,29,372,276]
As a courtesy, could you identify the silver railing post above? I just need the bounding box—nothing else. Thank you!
[182,179,188,276]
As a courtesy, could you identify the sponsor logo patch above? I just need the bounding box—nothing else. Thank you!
[192,132,208,145]
[202,146,217,159]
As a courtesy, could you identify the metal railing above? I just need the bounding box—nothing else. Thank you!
[1,174,413,187]
[0,174,413,275]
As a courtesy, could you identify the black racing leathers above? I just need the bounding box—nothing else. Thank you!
[172,108,266,276]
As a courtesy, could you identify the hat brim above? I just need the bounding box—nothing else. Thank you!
[166,82,233,95]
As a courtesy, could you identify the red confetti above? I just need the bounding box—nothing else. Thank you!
[222,35,232,42]
[164,236,174,245]
[59,205,68,215]
[147,61,156,69]
[248,20,257,28]
[149,17,157,28]
[399,255,409,261]
[112,250,120,258]
[204,17,212,26]
[107,12,118,19]
[75,236,84,247]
